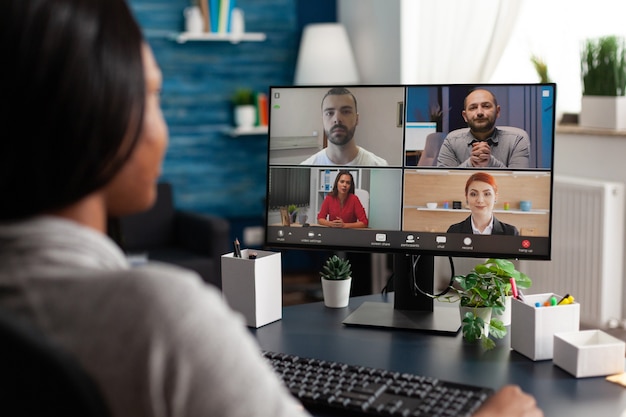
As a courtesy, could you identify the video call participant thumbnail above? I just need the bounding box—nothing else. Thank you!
[447,172,519,235]
[301,87,388,166]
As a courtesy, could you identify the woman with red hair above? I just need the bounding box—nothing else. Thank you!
[447,172,519,235]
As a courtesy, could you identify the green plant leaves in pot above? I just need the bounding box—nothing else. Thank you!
[320,255,352,281]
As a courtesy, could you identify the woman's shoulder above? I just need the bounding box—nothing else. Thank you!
[493,217,519,236]
[110,263,217,304]
[447,216,471,233]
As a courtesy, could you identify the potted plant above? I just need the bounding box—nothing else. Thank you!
[320,255,352,308]
[232,88,257,128]
[579,35,626,129]
[444,258,532,350]
[287,204,298,223]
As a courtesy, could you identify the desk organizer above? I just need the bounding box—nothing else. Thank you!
[511,293,580,361]
[553,330,625,378]
[221,249,282,328]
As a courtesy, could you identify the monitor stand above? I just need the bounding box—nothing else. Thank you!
[342,254,461,335]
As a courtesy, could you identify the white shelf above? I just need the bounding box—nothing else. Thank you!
[413,207,549,215]
[224,126,268,137]
[172,31,266,44]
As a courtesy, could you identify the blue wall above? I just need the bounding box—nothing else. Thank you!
[129,0,336,272]
[130,0,299,221]
[129,0,336,224]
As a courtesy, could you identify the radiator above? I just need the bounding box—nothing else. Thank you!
[520,175,625,328]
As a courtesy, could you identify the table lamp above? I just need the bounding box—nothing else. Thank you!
[294,23,360,85]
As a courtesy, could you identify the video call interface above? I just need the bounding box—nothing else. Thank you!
[265,84,556,260]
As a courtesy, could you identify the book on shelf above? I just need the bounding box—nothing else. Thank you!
[198,0,210,32]
[209,0,220,33]
[203,0,236,34]
[256,92,268,127]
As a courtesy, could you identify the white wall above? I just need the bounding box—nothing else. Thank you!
[338,3,626,312]
[338,0,401,83]
[554,130,626,319]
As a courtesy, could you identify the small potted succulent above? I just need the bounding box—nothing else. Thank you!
[443,258,532,350]
[232,88,256,128]
[320,255,352,308]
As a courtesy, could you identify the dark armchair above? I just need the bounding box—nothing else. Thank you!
[114,182,230,289]
[0,308,110,416]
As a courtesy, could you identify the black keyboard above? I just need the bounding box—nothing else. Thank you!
[263,351,493,417]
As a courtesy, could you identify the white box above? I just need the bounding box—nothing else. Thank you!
[553,330,625,378]
[511,293,580,361]
[221,249,282,328]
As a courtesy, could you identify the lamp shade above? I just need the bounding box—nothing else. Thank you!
[294,23,360,85]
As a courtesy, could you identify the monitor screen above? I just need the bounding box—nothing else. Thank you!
[265,83,556,333]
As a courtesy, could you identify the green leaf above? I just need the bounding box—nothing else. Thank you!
[481,337,496,350]
[461,312,484,343]
[489,319,506,339]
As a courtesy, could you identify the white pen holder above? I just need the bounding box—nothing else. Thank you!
[221,250,282,328]
[511,293,580,361]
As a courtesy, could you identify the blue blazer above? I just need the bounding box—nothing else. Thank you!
[447,215,519,236]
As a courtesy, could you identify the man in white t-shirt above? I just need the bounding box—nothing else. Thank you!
[300,88,388,166]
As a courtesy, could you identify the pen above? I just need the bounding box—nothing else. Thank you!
[509,277,519,300]
[557,293,570,305]
[558,294,574,305]
[233,238,242,258]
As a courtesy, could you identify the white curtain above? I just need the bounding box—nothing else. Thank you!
[401,0,524,84]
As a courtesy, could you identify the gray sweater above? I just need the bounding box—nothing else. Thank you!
[0,216,309,417]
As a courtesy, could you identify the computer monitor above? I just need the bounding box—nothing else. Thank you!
[265,83,556,334]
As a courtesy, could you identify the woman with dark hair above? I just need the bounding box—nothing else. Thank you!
[447,172,519,235]
[317,170,368,228]
[0,1,541,416]
[0,1,307,416]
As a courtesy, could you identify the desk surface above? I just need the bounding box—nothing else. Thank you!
[252,293,626,417]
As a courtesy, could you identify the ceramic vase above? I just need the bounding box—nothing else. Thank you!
[492,295,512,326]
[321,277,352,308]
[580,96,626,130]
[234,105,256,128]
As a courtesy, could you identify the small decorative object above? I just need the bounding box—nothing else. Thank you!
[320,255,352,308]
[452,201,462,209]
[279,207,290,226]
[519,200,532,212]
[441,258,532,350]
[232,88,257,128]
[580,35,626,130]
[183,5,204,34]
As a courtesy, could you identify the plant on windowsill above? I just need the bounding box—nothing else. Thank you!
[320,255,352,308]
[580,35,626,129]
[442,258,532,350]
[530,54,552,83]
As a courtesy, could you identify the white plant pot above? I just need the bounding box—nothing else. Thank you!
[234,105,256,128]
[321,277,352,308]
[580,96,626,130]
[492,295,512,326]
[459,306,492,338]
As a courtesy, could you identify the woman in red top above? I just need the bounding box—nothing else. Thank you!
[317,170,368,228]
